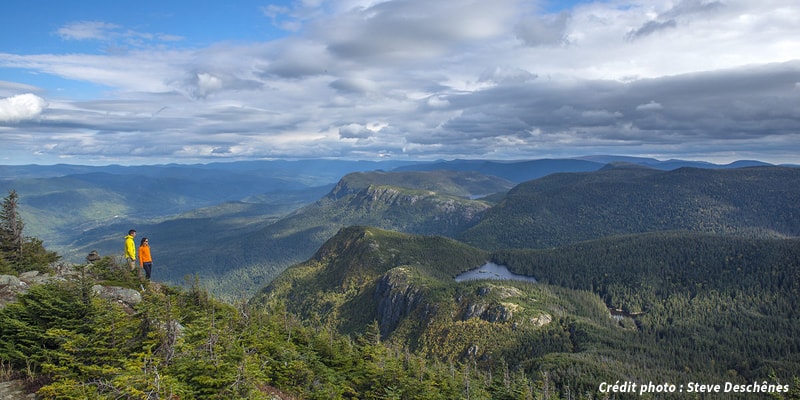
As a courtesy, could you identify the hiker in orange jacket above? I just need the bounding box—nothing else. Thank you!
[138,237,153,279]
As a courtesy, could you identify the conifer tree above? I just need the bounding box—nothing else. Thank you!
[0,189,58,272]
[0,189,24,264]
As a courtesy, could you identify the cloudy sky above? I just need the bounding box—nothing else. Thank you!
[1,0,799,165]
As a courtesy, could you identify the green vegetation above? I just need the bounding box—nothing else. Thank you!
[0,190,59,274]
[4,163,800,399]
[164,172,505,300]
[329,170,513,199]
[255,227,800,399]
[0,259,543,399]
[462,166,800,249]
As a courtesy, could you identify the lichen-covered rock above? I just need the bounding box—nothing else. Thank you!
[0,274,22,289]
[530,313,552,327]
[92,285,143,307]
[0,275,27,309]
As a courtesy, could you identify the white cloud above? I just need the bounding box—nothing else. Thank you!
[1,0,800,164]
[57,21,120,41]
[56,20,185,47]
[329,77,377,94]
[0,93,47,122]
[195,73,224,98]
[339,123,373,139]
[637,101,663,111]
[515,12,571,46]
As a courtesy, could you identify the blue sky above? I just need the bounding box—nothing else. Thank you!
[1,0,799,165]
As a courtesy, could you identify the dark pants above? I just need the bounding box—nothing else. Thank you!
[142,262,152,279]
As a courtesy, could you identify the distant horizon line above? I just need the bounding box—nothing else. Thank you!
[1,155,796,169]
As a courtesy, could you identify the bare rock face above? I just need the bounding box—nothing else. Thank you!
[374,267,423,338]
[461,301,516,323]
[459,286,521,324]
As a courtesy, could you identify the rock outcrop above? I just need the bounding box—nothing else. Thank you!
[374,267,423,338]
[0,262,144,310]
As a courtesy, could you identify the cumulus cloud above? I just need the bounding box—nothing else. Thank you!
[329,78,377,94]
[322,0,517,62]
[515,12,570,47]
[478,67,538,85]
[339,123,374,139]
[194,73,224,98]
[2,0,800,164]
[637,101,663,111]
[0,93,47,123]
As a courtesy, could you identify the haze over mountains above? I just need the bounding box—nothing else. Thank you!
[1,156,797,299]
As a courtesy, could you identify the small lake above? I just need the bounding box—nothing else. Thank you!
[454,262,537,283]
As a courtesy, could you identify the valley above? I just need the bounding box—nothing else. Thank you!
[1,156,799,398]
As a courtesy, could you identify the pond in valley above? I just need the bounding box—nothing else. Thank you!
[454,262,537,283]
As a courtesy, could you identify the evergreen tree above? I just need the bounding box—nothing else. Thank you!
[0,189,24,265]
[0,189,59,273]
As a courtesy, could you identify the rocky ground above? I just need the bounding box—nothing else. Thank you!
[0,379,34,399]
[0,262,144,311]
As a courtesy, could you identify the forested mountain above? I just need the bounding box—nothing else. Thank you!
[3,160,797,302]
[163,170,512,299]
[392,156,777,182]
[255,226,800,398]
[393,158,605,182]
[0,159,419,249]
[461,165,800,249]
[3,159,800,399]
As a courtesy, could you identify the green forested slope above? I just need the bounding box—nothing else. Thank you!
[170,171,509,299]
[461,166,800,249]
[4,161,800,399]
[2,265,527,399]
[256,227,800,398]
[253,226,490,333]
[492,233,800,384]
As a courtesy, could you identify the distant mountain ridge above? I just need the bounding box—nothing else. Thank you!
[168,170,512,297]
[1,157,796,298]
[461,165,800,249]
[0,159,421,253]
[393,156,781,183]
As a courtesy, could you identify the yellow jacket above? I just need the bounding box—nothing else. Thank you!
[124,235,136,260]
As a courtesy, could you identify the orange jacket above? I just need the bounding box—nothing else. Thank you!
[138,244,152,267]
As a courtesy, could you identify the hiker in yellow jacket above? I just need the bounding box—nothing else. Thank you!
[124,229,136,270]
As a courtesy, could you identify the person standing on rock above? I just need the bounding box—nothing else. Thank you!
[124,229,136,270]
[138,237,153,280]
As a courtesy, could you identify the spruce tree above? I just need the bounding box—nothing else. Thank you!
[0,189,24,265]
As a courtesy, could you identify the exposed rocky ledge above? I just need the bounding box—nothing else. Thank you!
[0,262,144,311]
